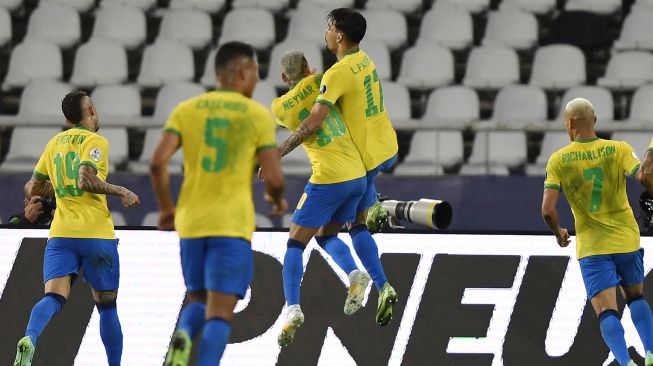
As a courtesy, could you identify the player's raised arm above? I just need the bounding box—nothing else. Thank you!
[150,129,181,230]
[278,102,330,157]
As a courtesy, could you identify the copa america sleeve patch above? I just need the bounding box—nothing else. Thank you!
[90,147,102,162]
[320,84,327,94]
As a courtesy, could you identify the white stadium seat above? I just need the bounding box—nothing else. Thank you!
[526,131,570,176]
[417,4,473,51]
[153,82,206,124]
[70,39,128,88]
[463,46,520,90]
[397,44,454,90]
[137,40,195,88]
[421,86,479,129]
[394,131,464,175]
[361,9,407,50]
[482,10,538,51]
[169,0,227,13]
[17,80,73,126]
[26,3,80,48]
[158,9,213,50]
[2,127,62,171]
[218,8,276,50]
[529,44,586,90]
[3,39,62,89]
[490,85,547,129]
[597,51,653,90]
[91,5,146,49]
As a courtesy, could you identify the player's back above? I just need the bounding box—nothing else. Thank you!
[271,74,365,184]
[35,126,115,239]
[545,138,640,258]
[316,50,398,171]
[166,90,276,240]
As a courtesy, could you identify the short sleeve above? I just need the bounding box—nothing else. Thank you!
[315,68,346,109]
[253,106,277,152]
[33,149,49,180]
[80,134,110,174]
[620,141,641,177]
[544,154,561,190]
[163,104,183,143]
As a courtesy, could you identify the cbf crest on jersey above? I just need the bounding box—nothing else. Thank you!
[320,84,327,95]
[90,147,102,162]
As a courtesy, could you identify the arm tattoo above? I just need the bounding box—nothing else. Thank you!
[31,179,54,198]
[279,123,313,157]
[78,166,125,196]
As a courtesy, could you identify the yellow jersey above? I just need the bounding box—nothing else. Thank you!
[164,89,277,240]
[271,74,365,184]
[315,49,398,171]
[544,138,641,259]
[34,126,115,239]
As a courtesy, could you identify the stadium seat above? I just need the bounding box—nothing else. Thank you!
[137,40,195,88]
[91,5,146,50]
[200,49,217,87]
[232,0,289,12]
[110,211,127,226]
[0,7,10,47]
[99,127,129,169]
[256,213,274,228]
[360,40,391,80]
[628,84,653,125]
[100,0,157,11]
[131,128,183,173]
[564,0,621,15]
[267,40,323,87]
[3,39,62,90]
[597,51,653,90]
[41,0,95,12]
[0,0,22,12]
[490,85,547,129]
[394,131,464,175]
[417,4,473,51]
[217,8,276,50]
[633,0,653,11]
[397,44,454,90]
[252,80,278,110]
[613,8,653,51]
[169,0,227,13]
[297,0,354,8]
[529,44,586,90]
[1,127,62,171]
[276,128,311,175]
[499,0,556,14]
[91,84,142,126]
[526,131,569,175]
[282,213,293,228]
[285,7,330,44]
[365,0,421,14]
[611,132,651,156]
[70,39,128,88]
[463,46,520,90]
[555,86,614,122]
[26,3,80,48]
[381,82,411,123]
[420,86,479,129]
[482,10,538,51]
[437,0,490,13]
[17,81,72,125]
[141,211,158,226]
[549,11,610,54]
[461,131,527,175]
[153,82,206,124]
[360,9,407,50]
[158,9,213,50]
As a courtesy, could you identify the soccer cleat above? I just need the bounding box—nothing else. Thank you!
[14,336,34,366]
[646,350,653,366]
[164,330,191,366]
[376,283,397,326]
[366,202,389,234]
[628,361,638,366]
[344,270,371,315]
[278,305,304,347]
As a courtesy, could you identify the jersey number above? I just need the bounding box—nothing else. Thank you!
[583,166,604,212]
[363,69,384,118]
[53,152,84,197]
[298,108,346,147]
[202,117,229,173]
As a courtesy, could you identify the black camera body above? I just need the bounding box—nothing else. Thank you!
[639,191,653,231]
[39,197,56,212]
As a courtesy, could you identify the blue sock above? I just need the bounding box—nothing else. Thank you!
[599,309,631,366]
[25,293,65,346]
[198,317,231,366]
[177,302,206,339]
[349,225,387,291]
[629,296,653,352]
[97,301,123,366]
[315,235,357,275]
[282,239,305,306]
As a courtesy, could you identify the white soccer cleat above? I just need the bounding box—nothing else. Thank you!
[344,269,371,315]
[278,304,304,347]
[646,350,653,366]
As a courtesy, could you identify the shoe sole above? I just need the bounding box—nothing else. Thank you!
[344,274,371,315]
[278,316,304,347]
[376,292,397,326]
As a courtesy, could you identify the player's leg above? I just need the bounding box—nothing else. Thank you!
[198,237,252,365]
[166,238,208,366]
[581,255,633,366]
[15,238,78,366]
[81,238,122,366]
[617,248,653,365]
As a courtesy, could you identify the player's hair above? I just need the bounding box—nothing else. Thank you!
[327,8,366,44]
[215,41,256,71]
[61,90,88,124]
[280,50,308,82]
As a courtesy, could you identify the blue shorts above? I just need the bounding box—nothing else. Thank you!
[43,237,120,291]
[292,176,367,227]
[579,248,645,299]
[357,155,398,213]
[180,237,253,298]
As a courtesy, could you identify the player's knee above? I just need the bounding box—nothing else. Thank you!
[315,235,335,249]
[44,292,66,312]
[94,289,118,304]
[188,290,207,303]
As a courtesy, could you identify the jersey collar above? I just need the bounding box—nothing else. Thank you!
[574,137,599,143]
[72,125,92,132]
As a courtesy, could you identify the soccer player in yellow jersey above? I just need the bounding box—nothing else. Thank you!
[150,42,286,366]
[272,51,373,347]
[542,98,653,366]
[14,91,140,366]
[276,8,398,327]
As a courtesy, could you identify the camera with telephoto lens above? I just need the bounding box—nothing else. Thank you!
[639,191,653,231]
[372,198,453,231]
[39,197,57,212]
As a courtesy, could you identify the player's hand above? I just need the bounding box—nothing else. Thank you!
[264,192,288,216]
[556,228,570,247]
[158,209,175,231]
[120,189,140,208]
[24,196,44,223]
[257,167,265,181]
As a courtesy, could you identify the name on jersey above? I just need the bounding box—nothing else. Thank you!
[282,84,315,111]
[350,55,371,75]
[196,99,248,113]
[560,145,616,164]
[55,134,87,145]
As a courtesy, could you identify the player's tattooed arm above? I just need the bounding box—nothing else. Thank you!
[639,151,653,193]
[279,102,331,157]
[78,165,139,207]
[27,176,54,198]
